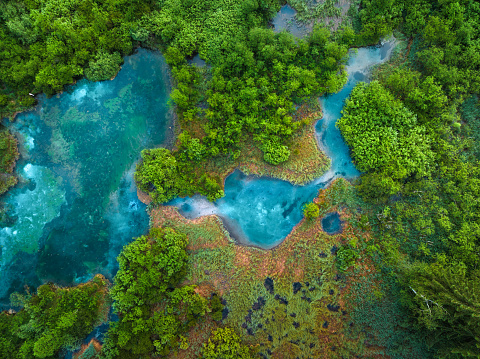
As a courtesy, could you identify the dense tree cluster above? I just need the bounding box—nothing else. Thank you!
[342,0,480,356]
[133,1,354,202]
[101,227,219,358]
[0,275,108,359]
[0,0,154,116]
[338,81,435,199]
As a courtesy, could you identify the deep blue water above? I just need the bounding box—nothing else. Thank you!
[171,41,395,248]
[0,49,172,305]
[321,212,343,235]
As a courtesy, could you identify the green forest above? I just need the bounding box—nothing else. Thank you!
[1,0,480,358]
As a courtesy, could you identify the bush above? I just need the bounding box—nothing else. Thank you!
[134,148,183,203]
[85,52,123,82]
[303,202,320,220]
[336,246,358,272]
[203,328,254,359]
[262,140,290,165]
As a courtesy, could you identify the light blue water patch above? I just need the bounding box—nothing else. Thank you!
[0,164,66,265]
[272,4,307,38]
[0,48,172,304]
[171,41,396,249]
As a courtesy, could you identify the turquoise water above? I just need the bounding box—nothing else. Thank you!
[0,49,172,304]
[172,41,395,248]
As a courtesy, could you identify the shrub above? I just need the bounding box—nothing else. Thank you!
[85,52,123,82]
[303,202,320,220]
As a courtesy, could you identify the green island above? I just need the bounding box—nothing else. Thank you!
[1,0,480,358]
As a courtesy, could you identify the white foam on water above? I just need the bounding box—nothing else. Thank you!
[0,164,66,267]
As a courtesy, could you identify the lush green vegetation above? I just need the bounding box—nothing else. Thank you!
[133,0,356,203]
[203,327,254,359]
[0,126,18,195]
[3,0,480,357]
[0,275,108,359]
[337,0,480,356]
[302,201,319,219]
[0,0,156,116]
[101,227,220,358]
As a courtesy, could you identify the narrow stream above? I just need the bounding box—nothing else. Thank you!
[0,49,172,305]
[171,41,395,249]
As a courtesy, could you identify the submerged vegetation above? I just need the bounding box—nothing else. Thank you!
[1,0,480,358]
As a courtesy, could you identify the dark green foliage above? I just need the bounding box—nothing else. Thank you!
[102,227,210,358]
[404,262,480,358]
[202,327,254,359]
[302,202,319,220]
[210,294,224,322]
[0,276,108,359]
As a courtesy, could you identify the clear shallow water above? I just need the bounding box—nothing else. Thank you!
[0,49,172,304]
[272,4,307,38]
[171,41,395,249]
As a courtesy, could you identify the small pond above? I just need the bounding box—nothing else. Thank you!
[321,212,343,235]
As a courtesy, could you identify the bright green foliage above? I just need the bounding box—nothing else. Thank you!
[199,26,350,160]
[336,246,358,272]
[150,0,352,174]
[134,148,183,203]
[404,262,480,358]
[0,276,108,359]
[134,147,224,204]
[352,2,480,356]
[111,227,189,312]
[85,52,123,82]
[356,0,403,44]
[102,227,210,358]
[338,81,434,197]
[203,327,254,359]
[303,202,319,220]
[141,0,279,64]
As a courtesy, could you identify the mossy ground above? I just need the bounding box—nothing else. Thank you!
[151,179,392,358]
